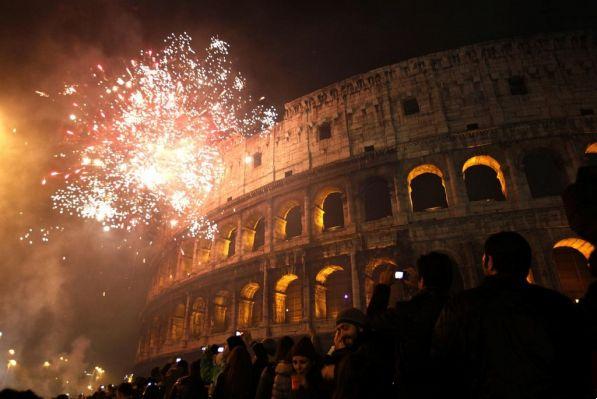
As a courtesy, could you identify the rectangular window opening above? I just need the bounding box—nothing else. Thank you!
[318,123,332,140]
[580,108,594,116]
[508,76,528,95]
[253,152,262,167]
[466,123,479,131]
[364,145,375,153]
[402,98,420,115]
[285,170,293,178]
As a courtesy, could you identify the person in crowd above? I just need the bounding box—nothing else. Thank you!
[262,338,277,362]
[255,336,294,399]
[251,342,270,396]
[0,389,42,399]
[432,231,593,398]
[366,251,454,398]
[164,360,188,399]
[142,367,163,399]
[200,345,219,386]
[212,345,253,399]
[289,337,326,399]
[169,359,207,399]
[579,251,597,394]
[116,383,133,399]
[322,308,393,398]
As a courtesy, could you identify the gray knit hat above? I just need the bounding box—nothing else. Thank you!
[335,307,367,328]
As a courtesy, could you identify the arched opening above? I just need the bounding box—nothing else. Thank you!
[238,282,262,328]
[285,206,302,239]
[585,142,597,166]
[408,164,448,211]
[462,156,506,201]
[274,274,302,324]
[315,266,351,319]
[364,259,401,305]
[189,298,206,339]
[553,238,594,299]
[323,192,344,230]
[227,228,237,257]
[169,303,186,342]
[149,316,161,353]
[361,176,393,221]
[252,218,265,250]
[212,290,230,333]
[523,149,567,198]
[179,240,195,276]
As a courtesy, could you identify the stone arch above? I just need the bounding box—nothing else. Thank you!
[218,223,238,258]
[585,142,597,165]
[522,148,567,198]
[407,164,448,211]
[313,186,346,232]
[238,282,262,328]
[275,199,303,240]
[315,266,350,319]
[462,155,507,201]
[148,316,162,354]
[274,274,302,324]
[212,290,231,333]
[178,239,195,277]
[553,238,594,299]
[243,212,266,252]
[360,176,393,221]
[364,258,398,305]
[189,297,206,339]
[168,302,186,342]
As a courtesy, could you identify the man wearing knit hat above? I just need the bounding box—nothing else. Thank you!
[334,307,367,350]
[322,307,394,398]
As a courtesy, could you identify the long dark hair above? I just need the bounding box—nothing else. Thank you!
[224,346,253,398]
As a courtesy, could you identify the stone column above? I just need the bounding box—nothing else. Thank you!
[444,154,465,206]
[350,250,362,310]
[262,259,271,335]
[300,252,312,325]
[182,293,191,347]
[230,279,238,334]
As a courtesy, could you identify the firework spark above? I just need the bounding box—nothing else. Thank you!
[48,33,275,239]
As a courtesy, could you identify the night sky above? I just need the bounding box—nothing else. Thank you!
[0,0,594,392]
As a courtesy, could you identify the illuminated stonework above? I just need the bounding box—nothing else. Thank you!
[136,31,597,366]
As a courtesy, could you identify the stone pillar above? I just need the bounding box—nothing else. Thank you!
[262,259,271,335]
[350,251,362,310]
[502,151,528,202]
[346,178,358,226]
[182,293,191,347]
[300,252,312,325]
[230,280,238,334]
[305,189,313,240]
[444,154,465,206]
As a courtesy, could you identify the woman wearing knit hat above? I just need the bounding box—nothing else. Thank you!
[289,337,328,399]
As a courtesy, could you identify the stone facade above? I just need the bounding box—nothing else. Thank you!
[136,30,597,367]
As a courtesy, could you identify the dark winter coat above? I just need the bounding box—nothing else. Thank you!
[432,274,593,399]
[367,284,450,398]
[255,363,276,399]
[271,361,293,399]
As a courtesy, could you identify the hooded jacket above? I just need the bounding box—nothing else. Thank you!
[272,361,293,399]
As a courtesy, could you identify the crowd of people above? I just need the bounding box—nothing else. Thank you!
[2,231,595,399]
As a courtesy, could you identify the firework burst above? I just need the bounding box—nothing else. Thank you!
[49,33,275,238]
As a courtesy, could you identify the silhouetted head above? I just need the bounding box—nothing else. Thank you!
[275,336,295,362]
[417,252,454,291]
[483,231,532,280]
[116,383,133,399]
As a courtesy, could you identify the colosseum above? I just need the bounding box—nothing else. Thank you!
[135,30,597,369]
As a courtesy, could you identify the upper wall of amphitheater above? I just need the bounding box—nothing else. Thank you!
[203,30,597,211]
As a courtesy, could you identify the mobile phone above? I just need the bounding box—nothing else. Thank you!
[394,270,405,279]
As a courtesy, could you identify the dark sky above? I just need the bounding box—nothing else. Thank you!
[0,0,595,393]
